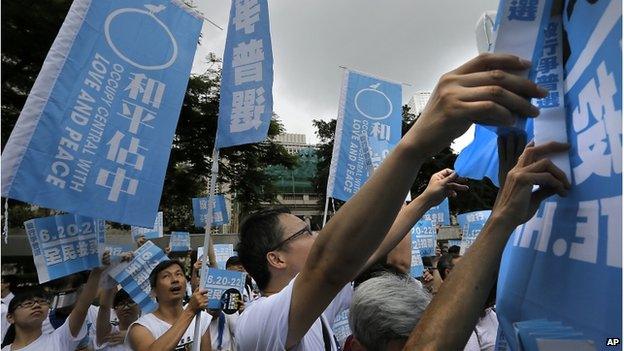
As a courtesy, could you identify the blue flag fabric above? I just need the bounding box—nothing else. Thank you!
[169,231,190,252]
[131,211,163,241]
[457,210,491,255]
[216,0,273,148]
[109,241,168,313]
[327,70,402,202]
[411,219,437,257]
[422,199,451,226]
[497,1,622,349]
[1,0,202,227]
[24,214,105,283]
[202,267,246,309]
[192,195,230,227]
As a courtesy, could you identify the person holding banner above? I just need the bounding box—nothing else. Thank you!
[1,251,112,351]
[127,260,213,351]
[404,138,570,349]
[234,52,547,350]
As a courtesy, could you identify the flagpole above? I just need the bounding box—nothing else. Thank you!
[322,196,330,227]
[192,145,220,351]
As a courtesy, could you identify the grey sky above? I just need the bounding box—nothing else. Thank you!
[190,0,499,151]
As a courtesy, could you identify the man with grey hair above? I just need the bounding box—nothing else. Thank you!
[349,274,431,351]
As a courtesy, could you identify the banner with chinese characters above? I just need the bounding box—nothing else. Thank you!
[99,243,134,264]
[214,244,235,269]
[109,240,168,313]
[192,195,229,227]
[411,218,436,257]
[455,0,555,185]
[457,210,491,255]
[410,244,425,278]
[202,267,246,309]
[169,231,190,252]
[24,214,105,283]
[216,0,273,148]
[421,198,451,226]
[327,70,402,202]
[1,0,202,227]
[131,211,163,241]
[332,310,352,348]
[497,2,622,349]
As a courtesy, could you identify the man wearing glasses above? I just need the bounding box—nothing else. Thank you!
[234,53,551,351]
[96,288,141,351]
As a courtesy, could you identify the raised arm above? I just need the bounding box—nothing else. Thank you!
[287,53,546,347]
[403,141,570,350]
[364,169,468,273]
[128,289,209,351]
[96,287,116,346]
[68,251,110,337]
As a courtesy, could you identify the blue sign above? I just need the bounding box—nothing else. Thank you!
[24,214,105,283]
[326,70,402,202]
[411,219,436,257]
[100,243,134,264]
[457,210,491,255]
[447,239,462,247]
[214,244,235,270]
[192,196,229,227]
[216,0,274,148]
[0,0,203,227]
[131,211,163,241]
[332,310,351,348]
[410,244,425,278]
[422,198,451,226]
[169,231,190,252]
[497,2,622,349]
[109,241,168,313]
[202,267,246,309]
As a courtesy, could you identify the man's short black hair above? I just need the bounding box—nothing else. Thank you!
[438,253,461,280]
[236,207,291,291]
[113,289,133,308]
[448,245,461,255]
[149,260,186,289]
[7,290,48,314]
[225,256,242,268]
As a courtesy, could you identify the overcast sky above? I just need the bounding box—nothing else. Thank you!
[190,0,499,152]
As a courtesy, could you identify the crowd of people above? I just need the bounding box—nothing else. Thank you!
[0,52,571,350]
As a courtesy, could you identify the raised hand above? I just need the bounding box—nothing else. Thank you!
[422,169,469,205]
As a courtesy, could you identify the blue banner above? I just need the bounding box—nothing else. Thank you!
[109,241,168,313]
[457,210,491,255]
[169,231,190,252]
[410,244,425,278]
[192,195,229,227]
[214,244,235,270]
[131,211,163,241]
[1,0,202,227]
[421,198,451,226]
[332,310,351,348]
[216,0,273,148]
[100,243,134,264]
[24,214,105,283]
[411,219,436,257]
[201,267,246,309]
[326,70,402,202]
[497,2,622,349]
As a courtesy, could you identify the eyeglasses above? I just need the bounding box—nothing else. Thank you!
[114,301,137,309]
[268,225,314,252]
[16,298,50,310]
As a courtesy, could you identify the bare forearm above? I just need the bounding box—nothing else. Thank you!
[69,269,102,336]
[147,309,195,351]
[404,214,516,350]
[311,141,425,285]
[96,288,115,345]
[365,194,436,272]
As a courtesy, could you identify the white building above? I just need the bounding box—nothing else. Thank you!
[407,91,432,117]
[274,133,308,155]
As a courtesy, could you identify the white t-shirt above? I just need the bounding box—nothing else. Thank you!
[128,311,212,350]
[94,325,131,351]
[464,308,498,351]
[1,318,87,351]
[209,312,238,351]
[235,277,353,351]
[1,293,14,342]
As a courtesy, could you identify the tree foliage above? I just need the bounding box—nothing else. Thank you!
[1,0,296,230]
